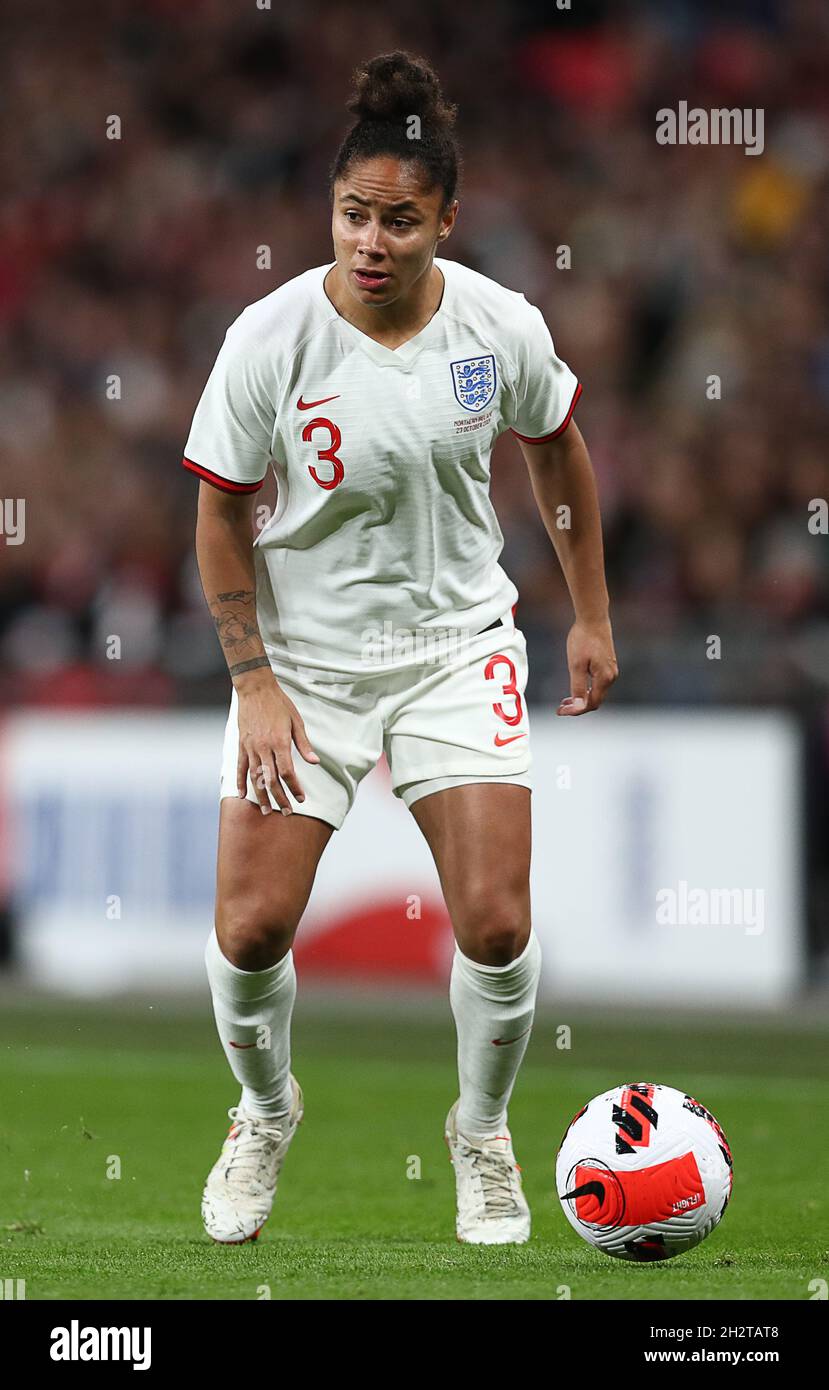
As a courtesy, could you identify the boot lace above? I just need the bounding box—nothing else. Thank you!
[223,1106,287,1190]
[460,1139,521,1218]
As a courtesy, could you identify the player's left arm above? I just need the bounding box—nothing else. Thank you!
[516,418,619,715]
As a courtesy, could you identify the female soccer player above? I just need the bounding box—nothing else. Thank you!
[183,51,618,1246]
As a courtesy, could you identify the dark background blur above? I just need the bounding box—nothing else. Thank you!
[0,0,827,949]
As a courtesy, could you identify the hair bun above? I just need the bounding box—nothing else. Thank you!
[346,51,457,128]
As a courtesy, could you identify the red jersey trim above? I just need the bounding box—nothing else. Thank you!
[510,381,583,445]
[181,456,266,494]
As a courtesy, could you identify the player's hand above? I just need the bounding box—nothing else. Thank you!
[235,671,321,814]
[558,617,619,716]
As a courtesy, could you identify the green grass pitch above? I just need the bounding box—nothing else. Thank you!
[1,994,826,1300]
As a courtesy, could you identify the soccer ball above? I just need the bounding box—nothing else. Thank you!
[555,1082,733,1261]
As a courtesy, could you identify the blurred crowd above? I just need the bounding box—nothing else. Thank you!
[1,0,828,712]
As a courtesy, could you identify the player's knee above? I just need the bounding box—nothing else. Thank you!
[455,892,529,965]
[215,895,299,971]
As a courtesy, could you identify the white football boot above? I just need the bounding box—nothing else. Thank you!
[444,1099,530,1244]
[202,1074,303,1244]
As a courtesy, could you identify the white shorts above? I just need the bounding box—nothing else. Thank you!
[219,610,532,830]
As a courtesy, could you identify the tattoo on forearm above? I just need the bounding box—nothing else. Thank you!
[229,656,271,678]
[208,588,264,663]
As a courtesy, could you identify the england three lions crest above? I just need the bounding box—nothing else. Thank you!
[451,354,497,412]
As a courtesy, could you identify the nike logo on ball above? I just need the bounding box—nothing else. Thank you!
[560,1178,606,1203]
[494,732,526,746]
[297,394,340,409]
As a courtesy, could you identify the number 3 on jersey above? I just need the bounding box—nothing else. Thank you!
[302,416,344,490]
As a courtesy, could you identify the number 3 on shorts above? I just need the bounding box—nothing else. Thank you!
[484,652,524,727]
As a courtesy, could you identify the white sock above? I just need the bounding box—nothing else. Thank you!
[450,930,542,1138]
[204,928,295,1119]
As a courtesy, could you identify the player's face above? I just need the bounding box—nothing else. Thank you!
[332,156,457,308]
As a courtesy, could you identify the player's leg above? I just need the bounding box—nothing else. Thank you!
[202,670,376,1243]
[408,779,539,1132]
[208,797,335,1120]
[385,617,538,1242]
[409,778,538,1244]
[202,800,335,1244]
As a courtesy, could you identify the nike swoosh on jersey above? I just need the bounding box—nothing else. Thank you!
[228,1041,257,1049]
[494,732,527,746]
[296,394,340,410]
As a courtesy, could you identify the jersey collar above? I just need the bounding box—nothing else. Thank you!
[319,259,450,369]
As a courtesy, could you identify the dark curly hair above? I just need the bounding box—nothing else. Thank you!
[328,51,461,211]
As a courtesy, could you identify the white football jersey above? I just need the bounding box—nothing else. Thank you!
[183,257,581,673]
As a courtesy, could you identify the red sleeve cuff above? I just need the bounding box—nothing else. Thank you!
[510,381,583,445]
[181,456,266,494]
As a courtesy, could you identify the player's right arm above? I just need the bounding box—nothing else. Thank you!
[195,480,320,815]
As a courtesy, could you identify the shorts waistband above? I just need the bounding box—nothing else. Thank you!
[478,608,518,635]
